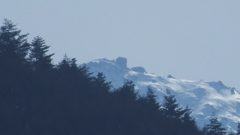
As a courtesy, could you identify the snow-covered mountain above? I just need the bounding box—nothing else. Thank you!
[83,57,240,131]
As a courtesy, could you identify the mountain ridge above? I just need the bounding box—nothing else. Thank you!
[83,57,240,131]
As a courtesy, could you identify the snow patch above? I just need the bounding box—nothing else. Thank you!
[84,57,240,131]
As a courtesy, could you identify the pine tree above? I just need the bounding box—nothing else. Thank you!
[0,19,30,87]
[92,72,111,92]
[160,89,186,119]
[0,19,30,62]
[57,55,93,94]
[0,19,31,102]
[180,105,202,135]
[29,36,54,71]
[0,19,31,135]
[57,54,78,71]
[181,105,195,124]
[204,113,226,135]
[56,54,84,89]
[146,86,160,110]
[115,80,138,101]
[0,19,30,74]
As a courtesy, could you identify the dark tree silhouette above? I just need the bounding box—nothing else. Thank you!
[92,72,111,91]
[145,86,160,111]
[29,36,54,71]
[0,19,207,135]
[0,19,31,135]
[203,113,226,135]
[0,19,30,61]
[181,105,195,124]
[160,89,186,119]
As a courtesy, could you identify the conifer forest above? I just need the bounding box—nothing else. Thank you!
[0,19,238,135]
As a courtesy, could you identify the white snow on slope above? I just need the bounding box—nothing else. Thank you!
[83,57,240,131]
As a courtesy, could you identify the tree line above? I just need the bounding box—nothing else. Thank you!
[0,19,238,135]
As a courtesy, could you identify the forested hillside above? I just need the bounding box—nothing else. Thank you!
[0,19,235,135]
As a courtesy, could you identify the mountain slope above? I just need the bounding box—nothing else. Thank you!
[83,57,240,131]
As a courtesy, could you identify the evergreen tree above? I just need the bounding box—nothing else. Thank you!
[56,55,93,97]
[146,86,160,110]
[0,19,30,62]
[0,19,31,135]
[29,36,54,71]
[0,19,207,135]
[0,19,30,82]
[78,64,93,82]
[92,72,111,92]
[160,89,186,119]
[56,55,88,90]
[115,80,138,101]
[181,105,195,124]
[180,105,201,134]
[203,113,226,135]
[0,19,31,104]
[57,55,75,70]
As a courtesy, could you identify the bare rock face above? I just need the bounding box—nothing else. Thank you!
[116,57,127,69]
[131,67,146,73]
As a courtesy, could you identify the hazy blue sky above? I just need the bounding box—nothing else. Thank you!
[1,1,240,89]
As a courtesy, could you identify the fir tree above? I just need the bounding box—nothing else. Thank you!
[160,89,186,119]
[181,105,195,124]
[0,19,31,135]
[92,72,111,92]
[57,54,78,71]
[203,113,226,135]
[0,19,207,135]
[29,36,54,71]
[181,105,201,134]
[0,19,30,61]
[115,80,138,101]
[146,86,160,110]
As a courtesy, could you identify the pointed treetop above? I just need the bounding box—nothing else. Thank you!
[0,19,30,59]
[29,36,54,70]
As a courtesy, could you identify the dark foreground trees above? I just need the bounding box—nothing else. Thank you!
[0,19,207,135]
[202,113,227,135]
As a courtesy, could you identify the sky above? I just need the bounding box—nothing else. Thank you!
[1,1,240,89]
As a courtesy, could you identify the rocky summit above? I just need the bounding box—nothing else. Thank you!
[83,57,240,131]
